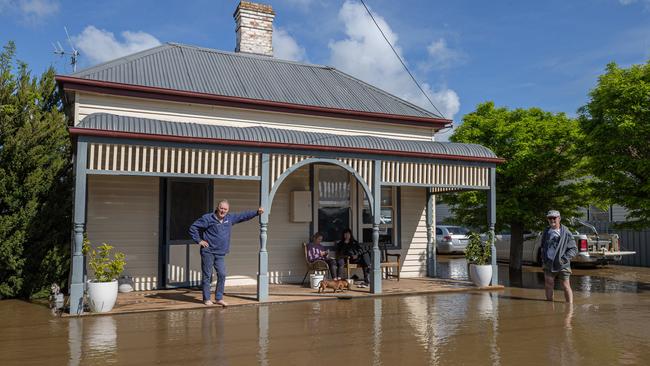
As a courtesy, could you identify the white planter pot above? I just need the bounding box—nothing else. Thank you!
[87,280,118,313]
[469,264,493,287]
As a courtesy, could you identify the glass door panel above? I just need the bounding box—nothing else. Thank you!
[166,179,210,288]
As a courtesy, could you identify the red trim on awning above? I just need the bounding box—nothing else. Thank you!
[56,75,452,129]
[68,127,505,164]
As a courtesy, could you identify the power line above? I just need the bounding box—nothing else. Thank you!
[359,0,446,119]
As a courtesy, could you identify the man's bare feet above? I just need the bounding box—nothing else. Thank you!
[215,299,228,307]
[204,300,214,306]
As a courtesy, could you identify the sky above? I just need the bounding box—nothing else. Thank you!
[1,0,649,140]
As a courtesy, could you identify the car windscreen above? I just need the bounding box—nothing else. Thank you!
[446,227,470,235]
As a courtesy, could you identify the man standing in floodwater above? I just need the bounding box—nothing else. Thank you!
[541,210,578,303]
[190,199,263,307]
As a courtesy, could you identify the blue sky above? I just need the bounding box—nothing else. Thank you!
[1,0,649,138]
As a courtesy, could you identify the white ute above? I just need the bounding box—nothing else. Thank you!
[494,218,636,266]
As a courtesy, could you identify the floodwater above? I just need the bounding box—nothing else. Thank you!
[2,260,650,366]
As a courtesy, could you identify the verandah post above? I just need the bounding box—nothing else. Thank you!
[426,188,436,277]
[488,167,498,285]
[370,159,382,294]
[69,140,88,315]
[257,153,270,301]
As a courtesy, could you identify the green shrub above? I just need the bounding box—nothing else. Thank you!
[464,232,492,265]
[0,41,72,298]
[82,240,126,282]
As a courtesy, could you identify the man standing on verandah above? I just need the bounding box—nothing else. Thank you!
[189,199,263,307]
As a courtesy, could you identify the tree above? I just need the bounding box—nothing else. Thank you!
[0,42,72,298]
[578,61,650,229]
[445,102,589,270]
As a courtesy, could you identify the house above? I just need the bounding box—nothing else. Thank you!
[57,1,503,314]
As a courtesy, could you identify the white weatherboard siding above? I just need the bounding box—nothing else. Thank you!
[86,175,160,290]
[215,165,311,286]
[399,186,429,278]
[213,179,261,287]
[75,92,436,141]
[267,165,311,283]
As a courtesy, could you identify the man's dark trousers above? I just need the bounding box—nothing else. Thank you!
[201,251,226,301]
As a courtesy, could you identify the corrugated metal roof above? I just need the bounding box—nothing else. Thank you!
[70,43,443,119]
[77,113,497,159]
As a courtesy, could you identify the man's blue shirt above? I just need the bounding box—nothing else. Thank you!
[189,210,259,255]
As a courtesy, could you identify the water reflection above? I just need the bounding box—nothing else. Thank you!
[4,264,650,365]
[436,256,469,280]
[68,316,117,366]
[258,305,269,366]
[201,309,228,366]
[372,298,382,366]
[67,318,82,366]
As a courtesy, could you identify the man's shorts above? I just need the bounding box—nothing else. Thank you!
[543,262,571,281]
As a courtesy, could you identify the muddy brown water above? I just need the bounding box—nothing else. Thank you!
[2,260,650,366]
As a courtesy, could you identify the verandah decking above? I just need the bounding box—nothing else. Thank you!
[63,278,504,317]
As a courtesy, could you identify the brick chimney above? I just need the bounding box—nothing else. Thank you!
[234,1,275,57]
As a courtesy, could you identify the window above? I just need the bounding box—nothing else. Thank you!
[315,166,351,243]
[360,186,398,248]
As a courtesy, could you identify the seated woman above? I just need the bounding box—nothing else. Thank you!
[335,229,370,287]
[306,232,340,280]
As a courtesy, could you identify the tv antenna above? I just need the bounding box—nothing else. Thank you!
[53,26,79,72]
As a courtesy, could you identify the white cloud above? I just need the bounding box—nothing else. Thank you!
[72,26,161,65]
[273,27,307,62]
[0,0,59,22]
[424,38,465,70]
[20,0,57,18]
[328,1,460,120]
[618,0,650,8]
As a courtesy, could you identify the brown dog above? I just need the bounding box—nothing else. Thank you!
[317,279,350,293]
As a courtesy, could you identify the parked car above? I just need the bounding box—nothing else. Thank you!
[436,225,471,254]
[494,218,636,266]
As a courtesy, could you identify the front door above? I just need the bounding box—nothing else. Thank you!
[165,179,212,288]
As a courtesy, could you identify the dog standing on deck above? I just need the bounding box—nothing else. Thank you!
[317,279,350,293]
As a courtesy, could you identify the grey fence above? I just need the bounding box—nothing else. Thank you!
[589,222,650,267]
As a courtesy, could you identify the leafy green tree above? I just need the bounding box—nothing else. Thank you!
[445,102,589,270]
[0,42,72,298]
[578,61,650,229]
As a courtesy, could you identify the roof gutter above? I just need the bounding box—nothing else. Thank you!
[68,127,505,164]
[56,75,453,129]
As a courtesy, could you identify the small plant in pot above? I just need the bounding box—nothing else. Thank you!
[464,232,493,287]
[83,239,126,313]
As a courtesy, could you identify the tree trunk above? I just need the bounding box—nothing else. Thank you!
[509,222,525,271]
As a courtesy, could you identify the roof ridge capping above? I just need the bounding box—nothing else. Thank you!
[166,42,333,69]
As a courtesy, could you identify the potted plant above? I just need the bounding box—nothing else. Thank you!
[464,232,493,287]
[83,239,126,313]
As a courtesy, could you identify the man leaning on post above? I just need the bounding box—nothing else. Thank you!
[541,210,578,303]
[189,199,264,307]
